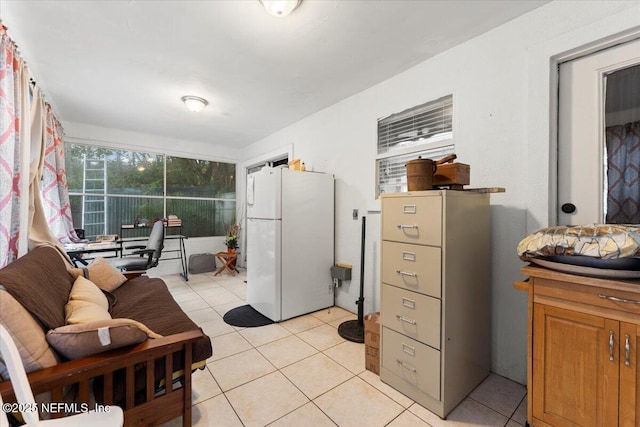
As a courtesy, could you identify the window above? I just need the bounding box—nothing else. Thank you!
[65,144,235,239]
[376,95,454,196]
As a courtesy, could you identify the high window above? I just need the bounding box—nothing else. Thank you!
[65,143,235,239]
[376,95,454,196]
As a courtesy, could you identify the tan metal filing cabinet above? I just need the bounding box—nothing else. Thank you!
[380,190,491,419]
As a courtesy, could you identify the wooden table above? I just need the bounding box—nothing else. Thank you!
[215,251,238,276]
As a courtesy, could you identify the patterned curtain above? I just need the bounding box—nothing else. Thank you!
[0,25,23,267]
[606,121,640,223]
[41,104,77,244]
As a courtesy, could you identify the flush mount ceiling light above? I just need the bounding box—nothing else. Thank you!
[260,0,301,17]
[181,95,208,113]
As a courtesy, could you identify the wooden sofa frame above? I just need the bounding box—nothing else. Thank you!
[0,330,203,427]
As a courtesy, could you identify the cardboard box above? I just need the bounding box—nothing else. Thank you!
[365,346,380,375]
[433,162,470,186]
[288,159,301,170]
[364,312,380,349]
[364,312,380,374]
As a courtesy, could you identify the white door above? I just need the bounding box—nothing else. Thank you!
[558,38,640,225]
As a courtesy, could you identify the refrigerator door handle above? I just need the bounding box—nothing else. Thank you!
[247,175,255,205]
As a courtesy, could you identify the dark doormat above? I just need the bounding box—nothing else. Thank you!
[223,304,274,327]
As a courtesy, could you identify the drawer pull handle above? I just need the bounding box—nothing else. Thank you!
[396,360,417,373]
[610,330,615,362]
[402,298,416,309]
[626,334,631,366]
[402,343,415,356]
[402,251,416,261]
[402,205,417,214]
[396,270,417,278]
[397,224,418,230]
[599,294,640,305]
[396,315,416,325]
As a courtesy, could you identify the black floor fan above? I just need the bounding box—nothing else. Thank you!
[338,216,366,343]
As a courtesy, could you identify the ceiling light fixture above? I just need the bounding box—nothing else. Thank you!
[260,0,301,17]
[181,95,208,113]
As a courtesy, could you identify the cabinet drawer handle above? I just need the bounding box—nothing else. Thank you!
[397,224,418,230]
[396,315,416,325]
[402,251,416,261]
[402,343,416,356]
[402,205,417,214]
[396,360,417,373]
[610,330,615,362]
[599,294,640,305]
[396,270,417,278]
[402,297,416,309]
[625,334,631,367]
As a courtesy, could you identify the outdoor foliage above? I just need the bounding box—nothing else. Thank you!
[65,143,236,239]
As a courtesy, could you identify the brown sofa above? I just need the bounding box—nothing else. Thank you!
[0,246,212,426]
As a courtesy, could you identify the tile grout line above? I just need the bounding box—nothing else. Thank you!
[173,273,419,426]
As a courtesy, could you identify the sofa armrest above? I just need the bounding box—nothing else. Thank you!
[0,330,203,427]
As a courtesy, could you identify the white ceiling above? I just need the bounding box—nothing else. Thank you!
[1,0,548,148]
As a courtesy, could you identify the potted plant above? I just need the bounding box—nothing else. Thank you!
[225,224,239,253]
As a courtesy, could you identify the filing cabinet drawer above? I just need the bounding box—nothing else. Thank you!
[381,284,441,349]
[382,240,441,298]
[382,195,441,246]
[382,327,441,401]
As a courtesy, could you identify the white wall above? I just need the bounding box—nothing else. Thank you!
[239,1,640,384]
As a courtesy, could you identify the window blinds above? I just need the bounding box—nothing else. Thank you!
[377,145,454,195]
[376,94,454,196]
[377,95,453,156]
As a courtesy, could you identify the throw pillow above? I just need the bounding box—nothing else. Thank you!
[46,318,163,359]
[65,276,111,324]
[0,288,60,379]
[0,246,74,329]
[68,257,127,292]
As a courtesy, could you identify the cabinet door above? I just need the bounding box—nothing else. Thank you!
[532,304,619,427]
[620,322,640,427]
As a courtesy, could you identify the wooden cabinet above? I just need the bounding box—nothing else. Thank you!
[518,266,640,426]
[380,190,491,418]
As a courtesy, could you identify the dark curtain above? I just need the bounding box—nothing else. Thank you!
[606,121,640,223]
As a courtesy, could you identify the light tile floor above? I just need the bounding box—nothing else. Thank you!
[156,270,528,427]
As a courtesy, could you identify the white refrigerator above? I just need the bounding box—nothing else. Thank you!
[246,166,334,322]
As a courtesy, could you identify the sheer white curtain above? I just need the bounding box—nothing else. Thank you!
[41,104,77,244]
[0,24,27,267]
[0,24,72,266]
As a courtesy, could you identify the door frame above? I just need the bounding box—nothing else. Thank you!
[549,30,640,226]
[557,39,640,225]
[237,145,293,267]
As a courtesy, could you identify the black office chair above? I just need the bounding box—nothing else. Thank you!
[117,220,164,273]
[74,228,85,240]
